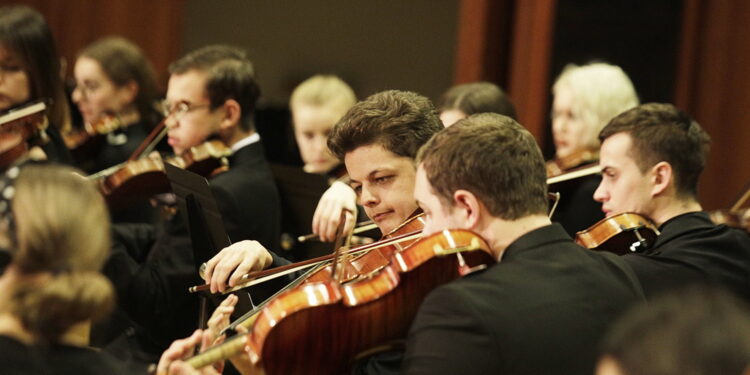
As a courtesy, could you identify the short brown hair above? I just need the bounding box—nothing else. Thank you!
[79,36,159,123]
[169,45,260,131]
[439,82,517,120]
[599,103,710,198]
[602,287,750,375]
[417,113,548,220]
[327,90,442,160]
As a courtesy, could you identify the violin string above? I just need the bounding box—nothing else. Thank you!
[219,232,423,294]
[221,262,327,335]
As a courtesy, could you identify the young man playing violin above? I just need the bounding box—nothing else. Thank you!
[593,103,750,301]
[397,113,644,375]
[201,89,442,293]
[100,45,286,368]
[156,90,442,374]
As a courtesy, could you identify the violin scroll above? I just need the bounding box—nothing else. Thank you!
[0,101,49,168]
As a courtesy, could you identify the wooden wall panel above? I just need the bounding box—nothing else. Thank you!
[506,0,556,143]
[453,0,556,143]
[0,0,185,90]
[674,0,750,209]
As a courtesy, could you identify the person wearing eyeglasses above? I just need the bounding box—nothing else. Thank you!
[70,36,163,175]
[99,45,288,372]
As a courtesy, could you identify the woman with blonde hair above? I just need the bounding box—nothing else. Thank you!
[0,163,127,374]
[551,62,639,161]
[548,62,639,235]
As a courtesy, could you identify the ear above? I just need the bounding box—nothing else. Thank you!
[219,99,241,130]
[453,189,482,230]
[650,161,672,197]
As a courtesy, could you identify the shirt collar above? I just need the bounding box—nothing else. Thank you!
[230,132,260,153]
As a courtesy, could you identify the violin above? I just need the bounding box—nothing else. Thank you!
[709,208,750,232]
[184,228,495,374]
[575,212,660,255]
[190,213,426,296]
[546,149,598,178]
[0,101,48,169]
[96,140,231,211]
[63,113,122,161]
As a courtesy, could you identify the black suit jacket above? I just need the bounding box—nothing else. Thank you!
[402,224,644,375]
[550,173,604,236]
[101,140,286,361]
[622,211,750,301]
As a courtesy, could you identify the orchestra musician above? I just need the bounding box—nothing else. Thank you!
[70,36,163,224]
[397,113,643,375]
[593,103,750,301]
[549,62,639,235]
[99,45,286,370]
[70,36,163,174]
[200,90,442,294]
[290,74,356,176]
[0,163,129,375]
[437,81,517,126]
[0,5,73,165]
[283,75,362,252]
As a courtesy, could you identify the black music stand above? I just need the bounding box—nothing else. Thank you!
[164,163,254,327]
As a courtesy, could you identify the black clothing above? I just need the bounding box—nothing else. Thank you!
[0,335,46,375]
[402,224,644,375]
[550,172,604,236]
[41,124,74,166]
[81,119,162,224]
[44,344,131,375]
[101,140,287,363]
[0,335,129,375]
[622,211,750,301]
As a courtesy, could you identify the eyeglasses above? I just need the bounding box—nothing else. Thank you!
[74,81,101,98]
[160,100,211,120]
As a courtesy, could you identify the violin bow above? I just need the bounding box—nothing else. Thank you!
[730,177,750,212]
[128,119,167,161]
[330,209,356,283]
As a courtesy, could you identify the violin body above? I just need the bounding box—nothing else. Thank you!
[575,212,660,254]
[99,153,169,211]
[546,149,598,178]
[0,101,48,168]
[97,140,231,211]
[248,229,494,374]
[64,114,122,162]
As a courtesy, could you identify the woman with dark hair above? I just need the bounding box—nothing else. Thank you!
[71,36,163,173]
[438,81,517,126]
[0,5,73,165]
